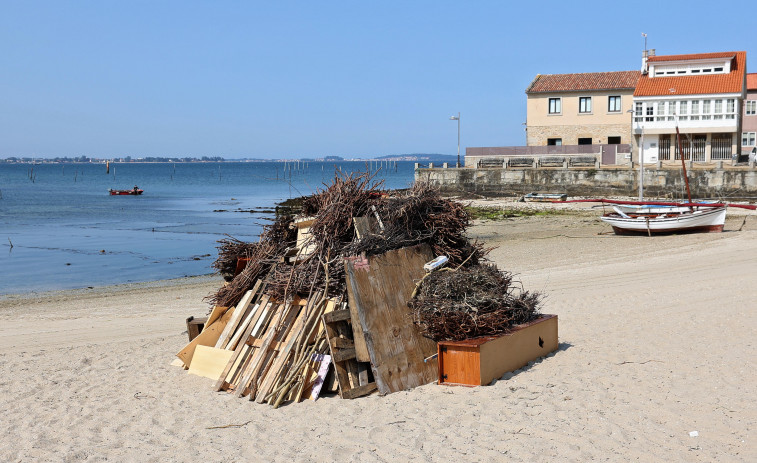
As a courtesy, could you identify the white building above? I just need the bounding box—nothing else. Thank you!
[632,51,747,163]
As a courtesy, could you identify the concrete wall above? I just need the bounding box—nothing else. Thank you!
[415,165,757,199]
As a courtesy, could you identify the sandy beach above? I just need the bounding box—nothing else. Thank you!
[1,203,755,462]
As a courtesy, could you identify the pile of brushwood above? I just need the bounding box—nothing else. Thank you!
[208,170,541,342]
[408,264,542,342]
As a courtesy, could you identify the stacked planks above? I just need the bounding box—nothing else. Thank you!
[177,280,340,407]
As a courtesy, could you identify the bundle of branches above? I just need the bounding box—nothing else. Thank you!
[408,264,542,342]
[344,182,488,267]
[265,171,385,299]
[207,215,296,307]
[212,235,259,280]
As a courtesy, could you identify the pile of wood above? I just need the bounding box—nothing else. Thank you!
[175,173,492,407]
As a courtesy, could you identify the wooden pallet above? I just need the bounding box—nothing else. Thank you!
[322,307,377,399]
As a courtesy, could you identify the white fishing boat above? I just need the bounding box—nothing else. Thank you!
[600,205,727,235]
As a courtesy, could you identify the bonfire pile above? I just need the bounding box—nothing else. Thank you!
[175,171,542,407]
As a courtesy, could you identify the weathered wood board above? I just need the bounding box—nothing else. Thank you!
[188,345,235,380]
[344,244,438,395]
[176,306,235,367]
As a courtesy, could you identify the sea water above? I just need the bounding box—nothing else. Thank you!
[0,161,416,294]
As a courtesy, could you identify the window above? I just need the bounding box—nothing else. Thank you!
[745,101,756,116]
[714,99,723,119]
[608,136,621,144]
[702,100,711,120]
[579,97,592,113]
[608,96,621,112]
[645,104,653,121]
[547,138,562,146]
[743,132,756,146]
[548,98,561,114]
[634,102,643,121]
[578,138,592,145]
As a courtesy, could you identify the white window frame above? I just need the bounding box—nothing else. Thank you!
[579,96,592,114]
[548,97,562,115]
[608,95,621,113]
[743,132,756,146]
[746,100,757,116]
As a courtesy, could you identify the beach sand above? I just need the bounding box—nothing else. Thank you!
[1,203,755,462]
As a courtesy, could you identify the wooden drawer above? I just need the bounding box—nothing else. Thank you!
[438,314,558,386]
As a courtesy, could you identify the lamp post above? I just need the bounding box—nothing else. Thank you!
[449,112,460,167]
[628,108,644,200]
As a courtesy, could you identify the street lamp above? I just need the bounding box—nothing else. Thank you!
[628,108,644,200]
[449,112,460,167]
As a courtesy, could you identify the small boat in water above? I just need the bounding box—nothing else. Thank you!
[109,186,143,196]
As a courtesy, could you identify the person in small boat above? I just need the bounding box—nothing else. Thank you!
[133,185,139,194]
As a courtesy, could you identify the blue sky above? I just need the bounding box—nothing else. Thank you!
[1,1,755,159]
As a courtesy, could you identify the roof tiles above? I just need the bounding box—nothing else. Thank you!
[634,51,746,97]
[747,73,757,90]
[526,71,640,94]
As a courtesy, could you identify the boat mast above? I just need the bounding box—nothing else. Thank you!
[675,124,693,204]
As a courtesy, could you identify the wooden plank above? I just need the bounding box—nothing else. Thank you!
[188,345,235,380]
[254,296,325,403]
[176,306,235,367]
[238,300,302,398]
[212,297,270,392]
[344,244,438,395]
[328,337,354,349]
[251,300,276,337]
[217,281,262,349]
[234,303,286,397]
[340,382,377,399]
[206,305,229,328]
[225,344,251,384]
[322,314,352,398]
[346,267,371,362]
[331,347,356,363]
[323,309,351,324]
[357,362,370,386]
[215,289,255,349]
[226,302,260,351]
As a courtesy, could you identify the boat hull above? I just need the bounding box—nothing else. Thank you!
[108,189,143,195]
[601,206,727,235]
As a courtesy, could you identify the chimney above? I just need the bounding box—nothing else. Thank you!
[641,50,649,74]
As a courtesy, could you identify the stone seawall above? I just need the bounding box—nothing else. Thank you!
[415,166,757,199]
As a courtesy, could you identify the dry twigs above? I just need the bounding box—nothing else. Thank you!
[408,264,542,342]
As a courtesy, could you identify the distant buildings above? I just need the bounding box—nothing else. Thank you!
[519,49,751,164]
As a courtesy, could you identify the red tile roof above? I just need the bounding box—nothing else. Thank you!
[526,71,640,94]
[747,73,757,91]
[634,51,746,97]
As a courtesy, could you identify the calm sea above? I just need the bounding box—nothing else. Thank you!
[0,161,416,294]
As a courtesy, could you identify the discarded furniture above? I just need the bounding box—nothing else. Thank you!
[437,314,558,386]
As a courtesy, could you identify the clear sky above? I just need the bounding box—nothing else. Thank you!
[2,1,755,159]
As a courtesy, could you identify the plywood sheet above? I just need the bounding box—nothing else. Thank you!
[188,345,235,380]
[176,307,235,367]
[344,244,438,395]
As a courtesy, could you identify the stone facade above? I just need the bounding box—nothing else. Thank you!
[527,123,632,147]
